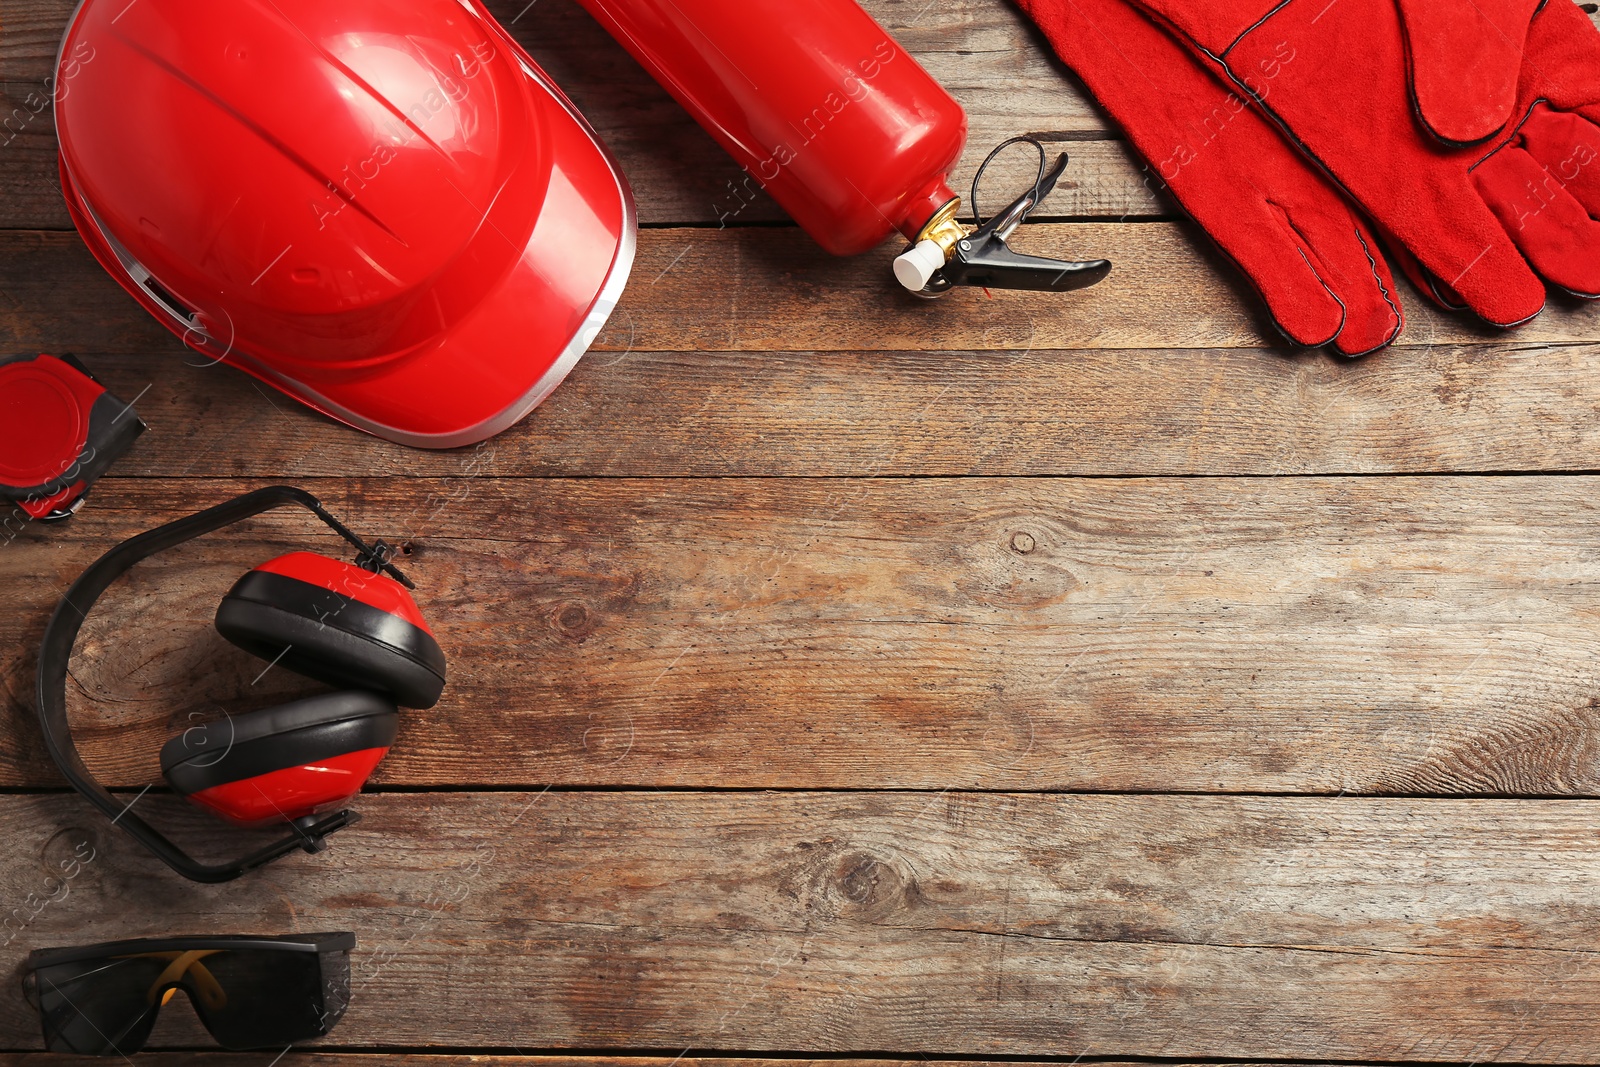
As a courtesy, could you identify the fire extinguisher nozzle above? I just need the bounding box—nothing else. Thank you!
[894,240,949,291]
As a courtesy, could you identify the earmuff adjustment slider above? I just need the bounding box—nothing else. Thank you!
[306,505,414,588]
[353,538,405,582]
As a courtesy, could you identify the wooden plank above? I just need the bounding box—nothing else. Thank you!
[483,0,1145,228]
[12,0,1594,137]
[0,1,67,78]
[0,1058,1380,1067]
[523,0,1600,231]
[8,0,1600,231]
[0,99,1155,231]
[553,225,1600,352]
[39,337,1600,481]
[0,0,1147,231]
[3,792,1600,1060]
[3,228,1596,363]
[6,476,1600,794]
[0,83,67,230]
[0,0,1115,122]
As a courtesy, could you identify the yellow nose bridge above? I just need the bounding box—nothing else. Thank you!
[114,951,229,1011]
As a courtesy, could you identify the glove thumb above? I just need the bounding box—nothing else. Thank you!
[1397,0,1543,145]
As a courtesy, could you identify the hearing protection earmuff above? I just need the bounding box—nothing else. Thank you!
[35,486,447,883]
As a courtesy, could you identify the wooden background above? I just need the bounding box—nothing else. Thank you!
[4,0,1600,1064]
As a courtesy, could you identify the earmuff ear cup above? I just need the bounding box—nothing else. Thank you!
[160,691,398,825]
[214,552,446,709]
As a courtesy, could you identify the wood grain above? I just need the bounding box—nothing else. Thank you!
[10,0,1600,237]
[0,83,65,230]
[0,1060,1382,1067]
[0,1060,1377,1067]
[11,0,1596,231]
[7,0,1600,1060]
[5,476,1600,795]
[3,792,1600,1060]
[0,0,1113,119]
[0,109,1157,233]
[2,228,1596,364]
[37,336,1600,480]
[0,0,1146,231]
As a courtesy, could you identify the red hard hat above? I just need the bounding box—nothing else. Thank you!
[55,0,635,448]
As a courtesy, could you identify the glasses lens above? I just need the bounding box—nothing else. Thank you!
[186,947,347,1049]
[31,956,166,1055]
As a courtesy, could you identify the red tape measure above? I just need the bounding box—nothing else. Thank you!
[0,354,145,521]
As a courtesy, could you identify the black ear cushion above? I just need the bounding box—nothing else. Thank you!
[215,572,446,709]
[160,691,398,795]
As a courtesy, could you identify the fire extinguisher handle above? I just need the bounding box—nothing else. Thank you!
[901,141,1111,296]
[944,233,1112,292]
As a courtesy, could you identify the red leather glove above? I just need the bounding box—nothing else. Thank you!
[1013,0,1402,355]
[1128,0,1600,327]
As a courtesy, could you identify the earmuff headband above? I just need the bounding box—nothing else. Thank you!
[35,485,410,883]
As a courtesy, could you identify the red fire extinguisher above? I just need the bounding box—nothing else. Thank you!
[573,0,1110,296]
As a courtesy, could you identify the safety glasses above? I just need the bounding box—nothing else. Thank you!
[23,933,353,1055]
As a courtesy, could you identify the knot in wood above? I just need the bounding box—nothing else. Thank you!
[40,826,99,881]
[829,848,917,920]
[552,601,599,641]
[1009,531,1036,554]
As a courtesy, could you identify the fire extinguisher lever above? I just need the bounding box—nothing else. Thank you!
[895,138,1112,297]
[943,232,1113,293]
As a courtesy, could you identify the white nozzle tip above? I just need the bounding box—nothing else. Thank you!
[893,239,946,291]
